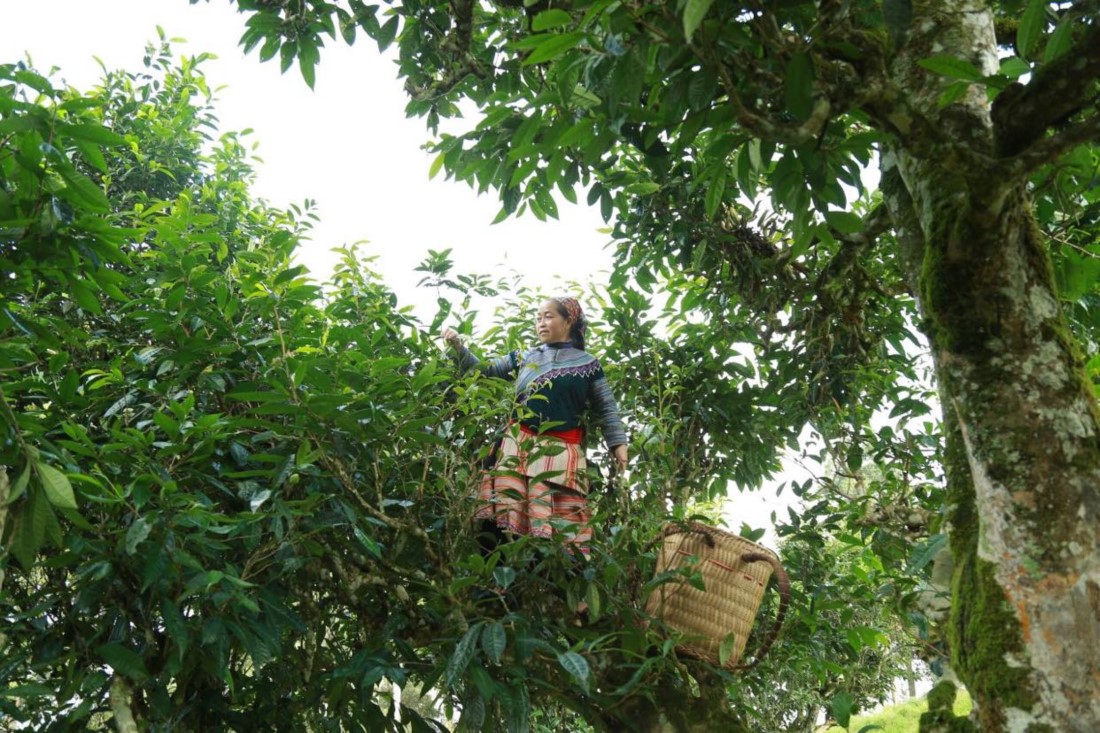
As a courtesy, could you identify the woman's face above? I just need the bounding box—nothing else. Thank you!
[536,300,572,344]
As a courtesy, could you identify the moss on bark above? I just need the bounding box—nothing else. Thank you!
[940,391,1039,731]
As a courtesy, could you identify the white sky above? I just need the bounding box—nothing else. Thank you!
[0,0,613,317]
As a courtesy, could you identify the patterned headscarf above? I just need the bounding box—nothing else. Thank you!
[551,296,587,349]
[552,296,583,325]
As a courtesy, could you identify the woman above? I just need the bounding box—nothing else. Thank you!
[442,297,628,556]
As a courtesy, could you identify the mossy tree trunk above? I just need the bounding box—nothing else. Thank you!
[881,2,1100,730]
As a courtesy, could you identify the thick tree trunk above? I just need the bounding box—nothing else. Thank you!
[881,3,1100,730]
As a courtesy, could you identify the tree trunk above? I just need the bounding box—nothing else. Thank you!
[882,3,1100,730]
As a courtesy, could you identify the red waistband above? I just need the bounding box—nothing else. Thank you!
[516,422,585,444]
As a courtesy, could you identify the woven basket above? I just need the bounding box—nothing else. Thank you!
[644,522,790,670]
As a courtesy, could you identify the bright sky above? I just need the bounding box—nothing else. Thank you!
[1,0,613,317]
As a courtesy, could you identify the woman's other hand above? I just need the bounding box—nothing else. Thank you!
[613,444,628,472]
[441,327,462,350]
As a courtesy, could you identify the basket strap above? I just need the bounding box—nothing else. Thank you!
[734,551,791,670]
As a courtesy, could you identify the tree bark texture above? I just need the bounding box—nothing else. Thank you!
[881,2,1100,730]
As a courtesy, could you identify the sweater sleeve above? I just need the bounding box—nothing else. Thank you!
[589,372,627,450]
[454,344,519,380]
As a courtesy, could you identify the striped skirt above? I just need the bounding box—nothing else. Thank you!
[474,424,592,553]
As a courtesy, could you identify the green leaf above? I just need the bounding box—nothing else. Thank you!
[585,583,602,622]
[718,632,736,667]
[36,462,77,509]
[0,683,55,699]
[504,683,531,733]
[480,621,506,665]
[519,32,585,66]
[429,151,446,180]
[445,623,482,688]
[125,517,152,555]
[492,565,516,590]
[458,692,486,730]
[883,0,912,46]
[353,526,383,558]
[160,596,189,657]
[73,139,109,173]
[1043,18,1074,63]
[784,52,814,121]
[1017,0,1046,61]
[96,643,149,683]
[68,278,102,314]
[59,121,126,146]
[8,462,30,503]
[280,40,298,74]
[937,81,969,107]
[56,166,110,213]
[682,0,716,40]
[337,8,357,45]
[299,53,317,89]
[531,9,572,31]
[1000,56,1031,79]
[1057,251,1100,302]
[626,181,661,195]
[704,167,726,220]
[557,651,590,693]
[825,210,863,234]
[831,690,855,729]
[907,533,947,573]
[30,486,51,547]
[846,444,863,471]
[918,55,984,82]
[376,16,399,53]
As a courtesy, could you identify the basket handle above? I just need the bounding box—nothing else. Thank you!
[734,551,791,670]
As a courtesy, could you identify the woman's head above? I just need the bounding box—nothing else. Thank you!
[537,297,586,350]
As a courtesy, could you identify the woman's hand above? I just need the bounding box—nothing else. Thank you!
[612,444,628,472]
[441,327,462,350]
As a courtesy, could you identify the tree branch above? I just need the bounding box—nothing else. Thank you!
[404,0,488,103]
[109,675,140,733]
[991,19,1100,156]
[996,110,1100,181]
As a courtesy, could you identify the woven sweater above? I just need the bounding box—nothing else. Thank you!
[455,341,627,450]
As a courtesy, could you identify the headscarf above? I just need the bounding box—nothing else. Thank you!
[551,296,587,350]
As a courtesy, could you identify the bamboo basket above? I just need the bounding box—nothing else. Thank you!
[644,523,791,670]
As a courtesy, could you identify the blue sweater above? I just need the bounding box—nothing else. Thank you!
[456,341,627,450]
